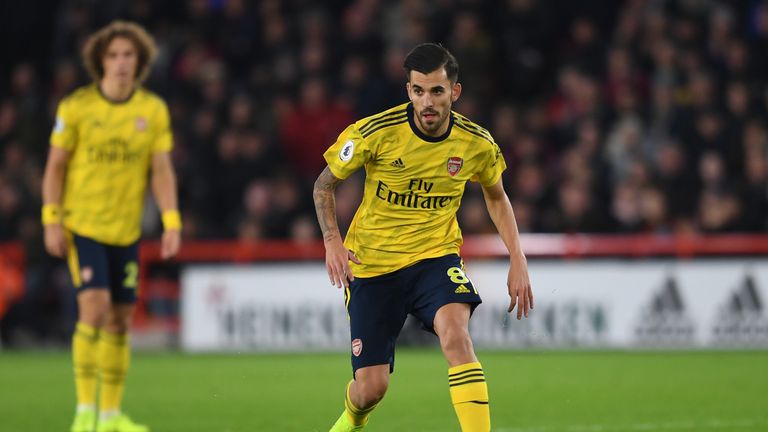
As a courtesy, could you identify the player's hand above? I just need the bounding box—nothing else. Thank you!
[43,224,68,258]
[161,229,181,259]
[324,235,361,289]
[507,253,533,320]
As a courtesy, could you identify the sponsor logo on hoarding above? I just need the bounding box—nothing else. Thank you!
[634,276,695,347]
[215,303,349,349]
[469,302,608,347]
[712,273,768,347]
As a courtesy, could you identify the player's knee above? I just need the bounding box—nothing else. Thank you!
[353,371,389,408]
[78,305,110,328]
[101,305,134,334]
[357,381,387,408]
[103,321,129,334]
[439,326,474,355]
[103,315,132,334]
[77,289,111,327]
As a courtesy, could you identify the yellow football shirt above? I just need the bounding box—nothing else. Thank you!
[50,84,173,245]
[324,102,506,277]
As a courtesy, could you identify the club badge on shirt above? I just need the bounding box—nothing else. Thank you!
[135,117,147,132]
[447,156,463,176]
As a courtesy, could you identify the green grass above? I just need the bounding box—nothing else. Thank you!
[0,350,766,431]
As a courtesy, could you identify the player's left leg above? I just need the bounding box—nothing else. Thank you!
[96,242,147,432]
[434,303,490,432]
[96,303,147,432]
[410,255,487,432]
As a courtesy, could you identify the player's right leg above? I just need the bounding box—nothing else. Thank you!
[329,273,408,431]
[67,233,112,432]
[330,365,390,432]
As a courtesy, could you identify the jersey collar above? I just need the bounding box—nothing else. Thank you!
[407,103,454,143]
[96,84,137,105]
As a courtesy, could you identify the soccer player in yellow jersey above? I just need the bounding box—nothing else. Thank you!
[41,21,181,432]
[315,43,533,432]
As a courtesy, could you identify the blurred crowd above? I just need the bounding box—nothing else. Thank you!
[3,0,768,247]
[2,0,768,343]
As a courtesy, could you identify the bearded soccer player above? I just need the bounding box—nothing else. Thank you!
[42,21,181,432]
[314,43,533,432]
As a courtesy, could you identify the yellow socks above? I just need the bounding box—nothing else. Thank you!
[98,331,130,413]
[344,380,377,426]
[72,324,133,419]
[72,322,99,407]
[448,362,490,432]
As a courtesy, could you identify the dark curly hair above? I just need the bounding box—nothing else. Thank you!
[82,20,157,84]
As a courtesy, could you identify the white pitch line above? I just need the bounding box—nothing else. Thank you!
[493,418,764,432]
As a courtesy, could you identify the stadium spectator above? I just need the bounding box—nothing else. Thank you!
[279,77,354,179]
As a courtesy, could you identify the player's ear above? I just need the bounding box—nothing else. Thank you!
[451,82,462,103]
[406,81,413,100]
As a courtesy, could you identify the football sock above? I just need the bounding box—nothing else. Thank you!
[73,322,99,407]
[98,331,130,413]
[448,362,490,432]
[344,380,377,426]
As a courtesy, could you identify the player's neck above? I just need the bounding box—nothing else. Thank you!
[416,121,448,138]
[99,79,135,103]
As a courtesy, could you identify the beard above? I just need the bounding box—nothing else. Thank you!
[416,107,449,134]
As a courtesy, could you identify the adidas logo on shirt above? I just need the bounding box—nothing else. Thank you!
[455,284,471,294]
[390,158,405,168]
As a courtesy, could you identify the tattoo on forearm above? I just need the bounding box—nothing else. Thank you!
[313,167,343,241]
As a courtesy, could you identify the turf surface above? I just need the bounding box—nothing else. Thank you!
[0,349,765,431]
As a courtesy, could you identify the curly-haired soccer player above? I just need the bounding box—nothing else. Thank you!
[42,20,181,432]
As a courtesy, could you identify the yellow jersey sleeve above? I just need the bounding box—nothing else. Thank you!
[323,124,372,180]
[471,141,506,186]
[50,98,78,151]
[152,101,173,153]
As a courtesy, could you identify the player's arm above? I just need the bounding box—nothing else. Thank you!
[313,166,360,289]
[481,179,533,319]
[41,146,71,258]
[151,151,181,259]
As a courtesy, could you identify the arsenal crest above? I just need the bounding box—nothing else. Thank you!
[351,338,363,357]
[447,156,463,176]
[135,117,147,132]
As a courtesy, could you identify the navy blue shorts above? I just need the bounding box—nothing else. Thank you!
[345,254,482,375]
[66,232,140,304]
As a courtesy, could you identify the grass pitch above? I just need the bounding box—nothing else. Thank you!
[0,349,766,431]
